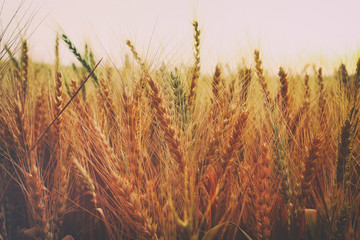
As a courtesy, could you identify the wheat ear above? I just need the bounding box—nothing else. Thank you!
[254,50,272,109]
[254,142,272,240]
[188,21,201,109]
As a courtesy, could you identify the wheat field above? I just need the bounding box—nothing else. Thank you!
[0,19,360,240]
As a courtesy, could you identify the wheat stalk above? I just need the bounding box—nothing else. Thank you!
[188,21,201,110]
[147,76,185,171]
[253,142,272,240]
[221,111,249,171]
[20,40,29,101]
[254,50,272,109]
[301,137,321,206]
[61,34,99,86]
[317,68,327,129]
[241,68,252,107]
[53,72,64,141]
[25,154,48,239]
[126,40,185,171]
[278,67,290,122]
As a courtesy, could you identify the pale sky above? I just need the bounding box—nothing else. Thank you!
[2,0,360,75]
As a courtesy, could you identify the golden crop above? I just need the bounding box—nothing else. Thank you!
[0,21,359,240]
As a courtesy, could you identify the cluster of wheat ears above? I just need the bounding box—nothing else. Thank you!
[0,20,359,240]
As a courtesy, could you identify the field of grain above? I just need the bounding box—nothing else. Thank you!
[0,18,360,240]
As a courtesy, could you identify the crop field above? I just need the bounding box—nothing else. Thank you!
[1,5,360,240]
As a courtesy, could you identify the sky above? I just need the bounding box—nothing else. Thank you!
[2,0,360,75]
